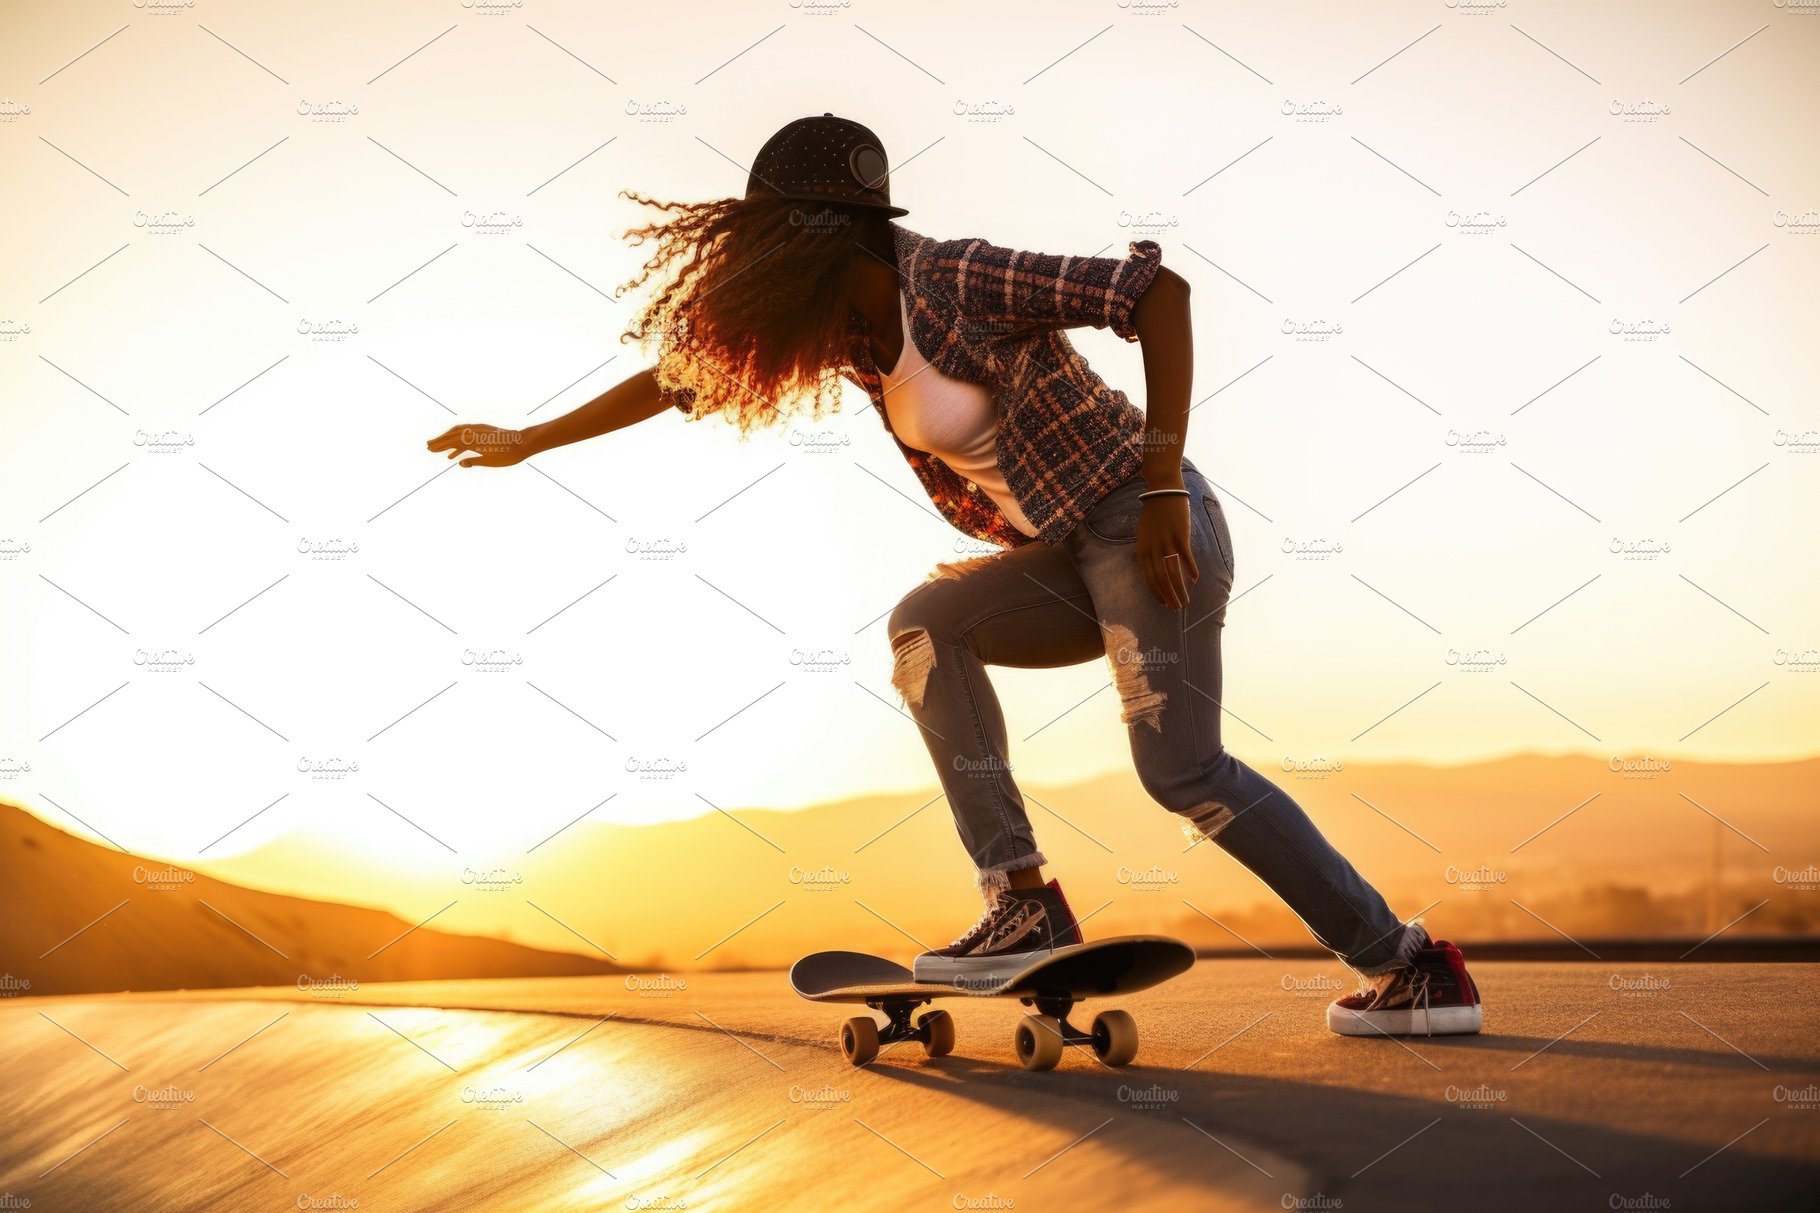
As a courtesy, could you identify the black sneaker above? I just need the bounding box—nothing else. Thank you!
[913,879,1084,987]
[1326,932,1483,1037]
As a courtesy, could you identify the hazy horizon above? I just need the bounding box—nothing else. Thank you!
[8,746,1814,867]
[10,749,1814,978]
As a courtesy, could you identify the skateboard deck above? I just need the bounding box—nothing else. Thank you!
[791,935,1194,1002]
[789,936,1195,1070]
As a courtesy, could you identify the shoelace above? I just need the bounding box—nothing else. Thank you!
[1353,967,1399,1002]
[1410,968,1433,1036]
[1354,963,1435,1034]
[951,894,1010,947]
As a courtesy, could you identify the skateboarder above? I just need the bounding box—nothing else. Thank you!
[427,114,1482,1037]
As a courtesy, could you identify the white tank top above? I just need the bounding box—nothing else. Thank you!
[878,290,1039,538]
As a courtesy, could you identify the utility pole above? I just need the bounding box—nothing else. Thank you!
[1706,815,1722,935]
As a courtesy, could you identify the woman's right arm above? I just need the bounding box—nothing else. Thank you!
[426,367,682,467]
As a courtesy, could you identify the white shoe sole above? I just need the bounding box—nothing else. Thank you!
[914,948,1051,989]
[1327,1002,1482,1037]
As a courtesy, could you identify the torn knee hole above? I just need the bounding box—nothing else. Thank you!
[889,628,936,711]
[1105,623,1167,731]
[1180,802,1236,845]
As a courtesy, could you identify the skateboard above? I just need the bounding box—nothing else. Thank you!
[788,936,1195,1070]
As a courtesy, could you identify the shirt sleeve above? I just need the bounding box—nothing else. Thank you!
[947,236,1164,342]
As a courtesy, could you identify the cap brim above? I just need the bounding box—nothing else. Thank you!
[765,191,908,218]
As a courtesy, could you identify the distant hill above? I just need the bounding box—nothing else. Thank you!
[0,803,618,996]
[187,754,1820,969]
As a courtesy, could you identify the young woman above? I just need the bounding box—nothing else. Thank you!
[427,115,1483,1036]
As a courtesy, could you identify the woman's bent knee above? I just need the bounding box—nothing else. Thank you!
[1137,755,1243,841]
[887,582,964,710]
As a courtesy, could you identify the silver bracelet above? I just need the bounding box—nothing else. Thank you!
[1137,488,1190,501]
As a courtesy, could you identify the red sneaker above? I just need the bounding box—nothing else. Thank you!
[1327,936,1482,1036]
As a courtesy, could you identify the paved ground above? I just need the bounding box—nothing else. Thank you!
[4,961,1817,1211]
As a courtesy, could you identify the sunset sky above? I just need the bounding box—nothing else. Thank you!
[2,1,1816,869]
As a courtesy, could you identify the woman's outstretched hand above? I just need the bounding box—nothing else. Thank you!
[1136,496,1199,610]
[425,424,535,468]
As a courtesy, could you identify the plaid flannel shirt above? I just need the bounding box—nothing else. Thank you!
[673,221,1163,548]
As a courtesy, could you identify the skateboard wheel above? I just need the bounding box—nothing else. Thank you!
[1014,1014,1064,1071]
[918,1009,955,1058]
[840,1016,879,1066]
[1091,1009,1139,1067]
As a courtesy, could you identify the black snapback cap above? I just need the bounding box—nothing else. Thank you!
[745,113,908,218]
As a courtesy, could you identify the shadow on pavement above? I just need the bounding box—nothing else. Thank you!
[859,1041,1820,1211]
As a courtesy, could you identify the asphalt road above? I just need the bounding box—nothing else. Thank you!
[5,960,1817,1211]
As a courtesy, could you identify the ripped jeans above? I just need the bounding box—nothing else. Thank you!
[887,458,1422,975]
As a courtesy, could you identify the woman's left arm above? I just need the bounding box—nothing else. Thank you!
[1132,266,1198,610]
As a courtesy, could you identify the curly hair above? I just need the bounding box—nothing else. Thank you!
[615,190,877,433]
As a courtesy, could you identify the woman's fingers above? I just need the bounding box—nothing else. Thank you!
[1163,554,1190,608]
[430,432,482,458]
[1140,549,1168,608]
[1146,548,1183,610]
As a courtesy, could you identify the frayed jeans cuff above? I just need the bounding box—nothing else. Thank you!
[976,851,1048,900]
[1348,918,1430,978]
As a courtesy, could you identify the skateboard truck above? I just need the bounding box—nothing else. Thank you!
[841,996,955,1065]
[1005,989,1139,1070]
[867,996,930,1044]
[1022,992,1096,1046]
